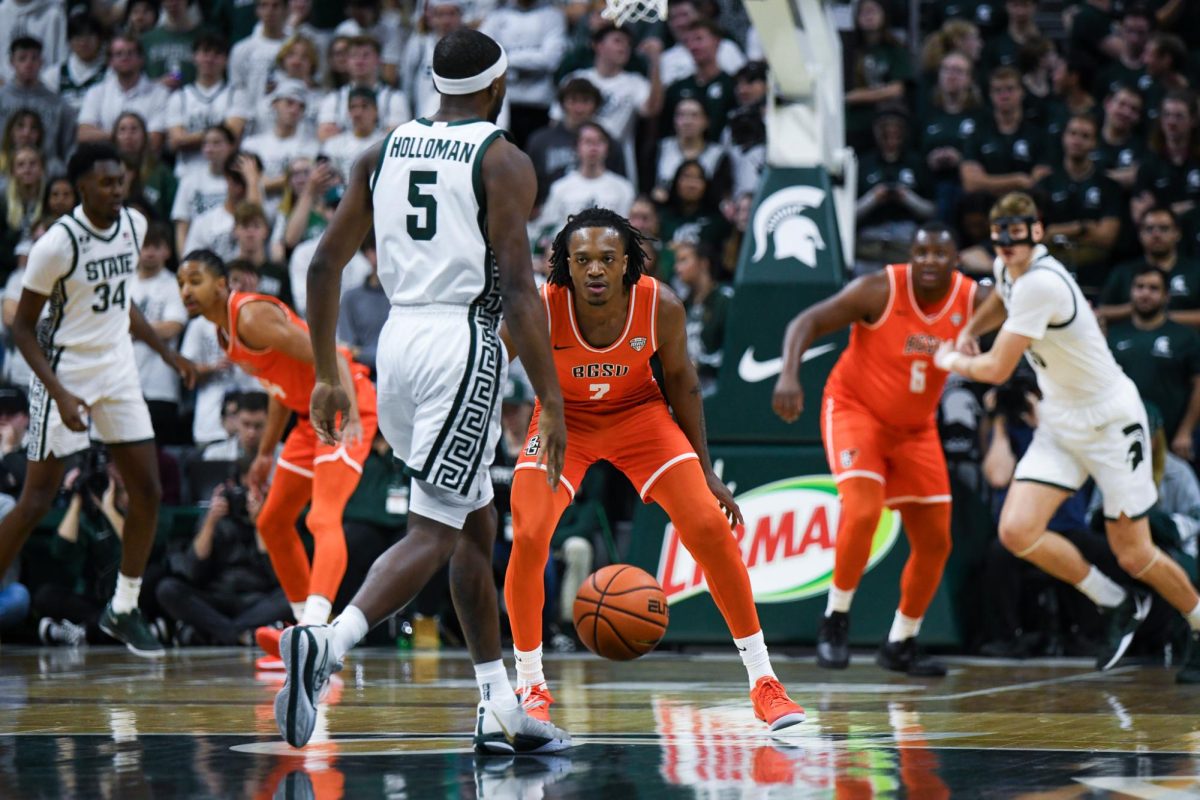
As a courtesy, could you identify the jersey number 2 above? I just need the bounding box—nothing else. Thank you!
[909,360,927,393]
[92,281,126,313]
[407,171,438,241]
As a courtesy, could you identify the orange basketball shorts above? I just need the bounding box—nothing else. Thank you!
[277,373,379,480]
[515,400,699,501]
[820,390,950,506]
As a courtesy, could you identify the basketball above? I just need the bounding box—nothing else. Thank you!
[573,564,669,660]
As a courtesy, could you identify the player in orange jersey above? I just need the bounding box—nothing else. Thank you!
[504,208,806,731]
[773,223,980,676]
[176,250,378,664]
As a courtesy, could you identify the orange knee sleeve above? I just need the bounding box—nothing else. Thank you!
[897,502,952,619]
[257,468,313,603]
[505,469,571,652]
[650,460,761,639]
[831,478,887,593]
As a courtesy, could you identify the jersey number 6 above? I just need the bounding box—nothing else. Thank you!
[909,360,927,393]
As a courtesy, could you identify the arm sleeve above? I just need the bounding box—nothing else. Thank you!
[1001,269,1074,340]
[22,225,73,296]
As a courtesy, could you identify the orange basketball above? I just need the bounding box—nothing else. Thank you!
[573,564,668,660]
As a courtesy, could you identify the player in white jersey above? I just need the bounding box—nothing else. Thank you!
[936,192,1200,682]
[0,142,196,658]
[270,29,571,754]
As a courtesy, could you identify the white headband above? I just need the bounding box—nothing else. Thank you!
[432,48,508,95]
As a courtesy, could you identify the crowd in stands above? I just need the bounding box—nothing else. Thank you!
[0,0,1198,658]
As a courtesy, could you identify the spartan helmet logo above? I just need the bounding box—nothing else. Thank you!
[751,186,827,268]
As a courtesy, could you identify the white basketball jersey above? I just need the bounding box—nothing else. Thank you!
[370,118,508,316]
[23,206,147,353]
[995,245,1132,407]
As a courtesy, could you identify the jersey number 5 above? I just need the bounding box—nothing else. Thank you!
[909,360,927,393]
[407,171,438,241]
[92,281,126,313]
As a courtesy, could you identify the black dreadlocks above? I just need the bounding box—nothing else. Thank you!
[547,207,652,290]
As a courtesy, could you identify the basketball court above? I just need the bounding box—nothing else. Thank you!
[1,645,1198,797]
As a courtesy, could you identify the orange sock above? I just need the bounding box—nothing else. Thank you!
[304,459,360,602]
[650,460,760,639]
[257,467,313,603]
[831,478,886,594]
[896,501,952,619]
[506,469,572,652]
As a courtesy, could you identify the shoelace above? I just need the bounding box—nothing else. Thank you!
[758,679,791,708]
[520,686,551,709]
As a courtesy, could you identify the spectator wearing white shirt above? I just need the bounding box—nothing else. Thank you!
[479,0,567,148]
[201,390,269,463]
[184,152,264,262]
[41,13,107,112]
[560,24,663,185]
[526,77,624,205]
[172,124,237,255]
[288,225,372,318]
[334,0,404,87]
[283,0,331,79]
[402,0,465,120]
[166,31,238,178]
[132,223,189,443]
[181,320,260,447]
[317,37,409,141]
[653,98,729,203]
[0,0,67,87]
[319,87,384,182]
[533,122,635,247]
[242,34,325,141]
[658,0,745,87]
[241,79,320,198]
[229,0,289,110]
[77,34,171,151]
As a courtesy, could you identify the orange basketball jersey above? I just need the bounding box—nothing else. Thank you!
[825,265,977,429]
[542,274,664,415]
[222,291,365,416]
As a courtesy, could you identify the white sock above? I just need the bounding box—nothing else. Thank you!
[328,605,369,662]
[514,645,545,690]
[734,630,776,686]
[290,601,306,622]
[825,585,855,616]
[475,659,518,710]
[300,595,332,626]
[1186,600,1200,631]
[111,574,142,614]
[1075,566,1127,608]
[888,611,921,643]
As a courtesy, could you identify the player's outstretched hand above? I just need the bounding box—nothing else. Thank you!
[247,453,274,494]
[706,470,743,529]
[536,403,567,489]
[771,374,804,423]
[311,381,350,446]
[955,329,980,356]
[171,351,198,390]
[54,390,90,432]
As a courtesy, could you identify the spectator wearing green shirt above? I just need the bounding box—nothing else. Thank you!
[1096,84,1145,191]
[1034,114,1122,295]
[141,0,199,89]
[1140,33,1189,126]
[1065,0,1122,65]
[1107,265,1200,456]
[656,159,729,281]
[856,105,936,271]
[961,66,1052,196]
[1132,91,1200,222]
[1099,206,1200,326]
[842,0,911,153]
[661,20,736,144]
[919,50,983,220]
[1042,50,1099,147]
[674,239,732,395]
[1093,5,1153,101]
[980,0,1041,79]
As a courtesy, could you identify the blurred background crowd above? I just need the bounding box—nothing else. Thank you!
[0,0,1198,659]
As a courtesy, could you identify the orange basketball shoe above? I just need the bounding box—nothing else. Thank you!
[518,684,556,723]
[751,676,806,731]
[256,626,285,660]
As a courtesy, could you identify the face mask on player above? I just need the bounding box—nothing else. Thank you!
[990,215,1038,247]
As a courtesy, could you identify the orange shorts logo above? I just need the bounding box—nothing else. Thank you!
[525,435,540,456]
[839,448,857,468]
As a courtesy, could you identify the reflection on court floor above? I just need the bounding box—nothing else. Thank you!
[1,647,1199,797]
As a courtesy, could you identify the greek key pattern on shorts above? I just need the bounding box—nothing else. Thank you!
[430,327,501,493]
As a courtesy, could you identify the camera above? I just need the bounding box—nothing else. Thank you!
[224,483,251,522]
[77,446,109,498]
[992,372,1041,422]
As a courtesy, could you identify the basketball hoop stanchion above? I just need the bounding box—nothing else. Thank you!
[601,0,667,26]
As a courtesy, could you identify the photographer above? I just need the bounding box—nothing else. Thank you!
[155,478,289,647]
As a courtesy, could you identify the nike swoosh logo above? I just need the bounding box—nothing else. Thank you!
[737,343,838,383]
